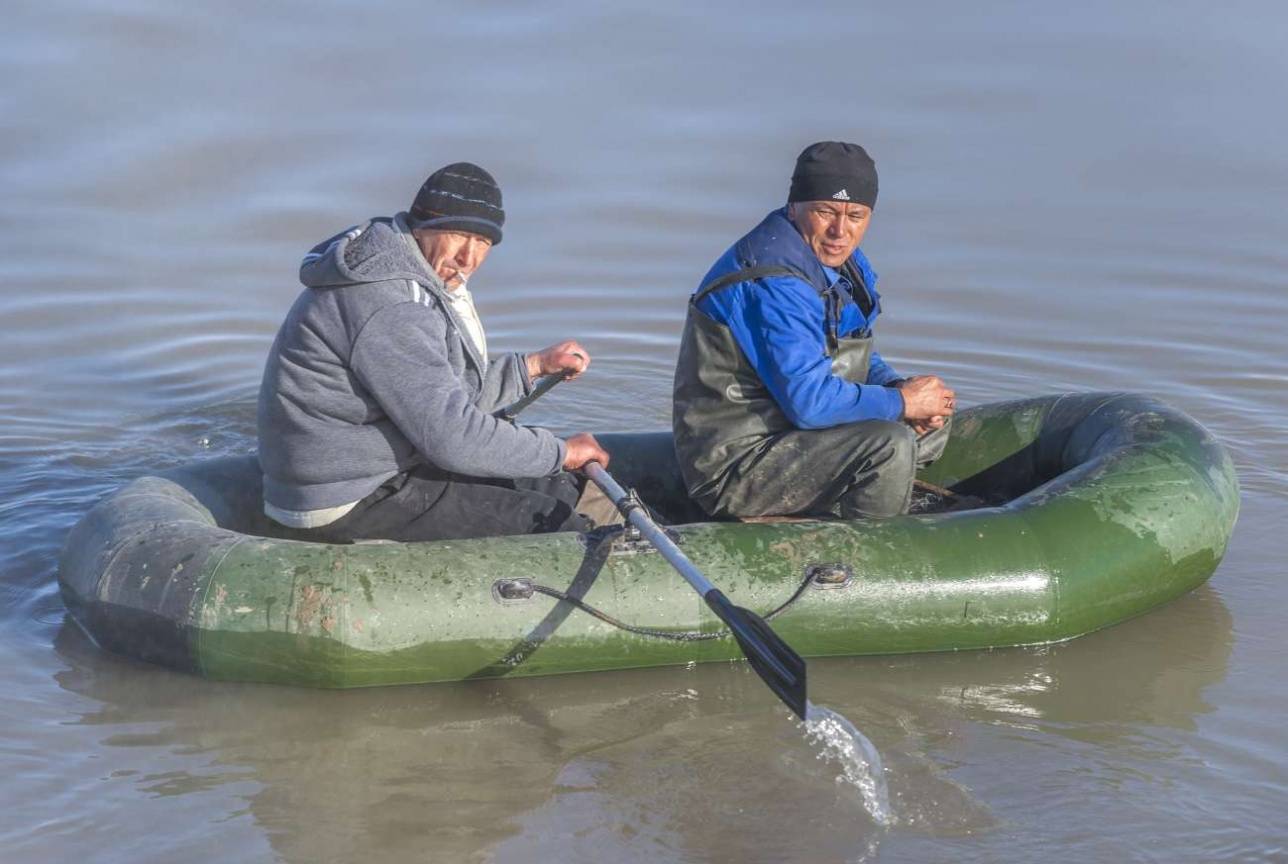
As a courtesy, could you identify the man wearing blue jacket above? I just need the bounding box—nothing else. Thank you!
[672,141,957,518]
[258,162,611,542]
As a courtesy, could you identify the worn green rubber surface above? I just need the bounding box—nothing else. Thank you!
[58,392,1239,686]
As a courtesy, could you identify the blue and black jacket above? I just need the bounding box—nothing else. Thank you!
[692,207,904,427]
[672,207,907,512]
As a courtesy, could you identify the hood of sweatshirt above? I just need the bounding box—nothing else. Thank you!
[299,213,445,292]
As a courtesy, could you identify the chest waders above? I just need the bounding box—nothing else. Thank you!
[673,263,884,515]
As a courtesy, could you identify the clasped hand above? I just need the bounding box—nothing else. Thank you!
[897,375,955,435]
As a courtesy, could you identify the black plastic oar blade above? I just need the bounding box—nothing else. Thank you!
[704,588,808,720]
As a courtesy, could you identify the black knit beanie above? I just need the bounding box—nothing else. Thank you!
[788,141,878,209]
[408,162,505,245]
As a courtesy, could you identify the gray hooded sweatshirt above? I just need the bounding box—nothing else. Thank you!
[257,214,565,513]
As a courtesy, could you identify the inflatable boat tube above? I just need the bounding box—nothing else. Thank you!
[58,392,1239,687]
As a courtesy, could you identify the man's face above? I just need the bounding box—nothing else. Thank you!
[788,201,873,268]
[413,228,493,289]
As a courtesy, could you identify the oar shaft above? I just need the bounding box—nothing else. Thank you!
[497,351,586,421]
[496,372,564,421]
[583,460,808,718]
[583,462,715,596]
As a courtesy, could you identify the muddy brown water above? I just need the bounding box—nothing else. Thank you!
[3,2,1286,861]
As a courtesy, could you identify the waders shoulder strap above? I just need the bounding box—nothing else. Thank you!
[692,263,844,353]
[692,265,807,305]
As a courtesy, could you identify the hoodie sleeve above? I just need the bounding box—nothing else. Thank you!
[349,303,565,478]
[475,351,532,414]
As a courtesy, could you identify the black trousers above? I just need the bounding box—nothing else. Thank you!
[307,465,591,543]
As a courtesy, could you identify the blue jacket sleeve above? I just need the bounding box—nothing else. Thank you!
[866,350,902,387]
[699,276,904,429]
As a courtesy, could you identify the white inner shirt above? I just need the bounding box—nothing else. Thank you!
[445,282,488,368]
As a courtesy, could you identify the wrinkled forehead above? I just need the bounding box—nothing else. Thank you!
[412,226,494,245]
[793,200,873,216]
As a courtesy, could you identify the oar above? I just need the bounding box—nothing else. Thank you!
[496,352,585,421]
[582,461,808,719]
[496,372,567,421]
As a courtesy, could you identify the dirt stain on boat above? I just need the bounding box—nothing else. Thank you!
[294,584,326,631]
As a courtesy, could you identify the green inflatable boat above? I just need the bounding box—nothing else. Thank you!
[59,392,1238,688]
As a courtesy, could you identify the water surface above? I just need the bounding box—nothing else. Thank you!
[3,2,1286,861]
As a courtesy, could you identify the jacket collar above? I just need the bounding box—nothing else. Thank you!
[735,207,878,295]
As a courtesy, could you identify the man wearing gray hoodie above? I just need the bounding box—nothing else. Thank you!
[257,163,610,542]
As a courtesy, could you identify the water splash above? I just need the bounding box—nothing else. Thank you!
[802,700,893,826]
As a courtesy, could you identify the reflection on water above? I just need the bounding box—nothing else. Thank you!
[940,586,1234,737]
[39,579,1233,862]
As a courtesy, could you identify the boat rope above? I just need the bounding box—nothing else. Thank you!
[524,567,816,642]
